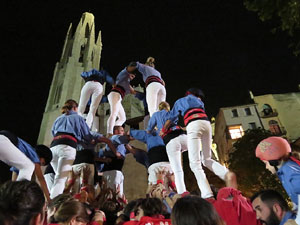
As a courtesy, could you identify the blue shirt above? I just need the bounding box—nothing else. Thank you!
[169,94,205,119]
[115,68,132,95]
[104,135,130,157]
[130,130,165,151]
[51,110,94,142]
[147,110,179,133]
[277,159,300,206]
[10,138,40,173]
[136,62,162,82]
[81,69,115,85]
[279,211,296,225]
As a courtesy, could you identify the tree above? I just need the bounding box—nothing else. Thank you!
[228,128,288,199]
[244,0,300,55]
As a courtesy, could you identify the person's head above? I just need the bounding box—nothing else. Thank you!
[35,144,52,166]
[113,126,124,135]
[0,180,46,225]
[256,137,291,173]
[47,193,74,224]
[171,195,224,225]
[185,88,205,100]
[134,197,164,221]
[250,189,289,225]
[121,198,143,221]
[61,99,78,114]
[54,200,89,225]
[158,101,170,111]
[145,57,155,68]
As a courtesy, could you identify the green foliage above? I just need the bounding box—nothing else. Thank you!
[228,128,289,199]
[244,0,300,56]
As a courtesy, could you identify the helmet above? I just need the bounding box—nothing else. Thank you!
[185,88,205,99]
[256,137,291,161]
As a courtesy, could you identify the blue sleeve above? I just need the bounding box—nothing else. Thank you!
[169,100,182,121]
[111,135,129,145]
[78,117,94,142]
[117,144,127,157]
[101,70,115,85]
[136,62,147,75]
[147,115,157,132]
[81,69,100,78]
[290,168,300,196]
[17,138,40,164]
[130,130,147,144]
[117,69,130,83]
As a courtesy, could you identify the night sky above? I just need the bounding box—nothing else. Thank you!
[1,0,299,145]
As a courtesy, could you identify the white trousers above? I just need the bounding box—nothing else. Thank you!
[102,170,124,197]
[50,144,76,199]
[78,81,103,128]
[148,162,173,185]
[71,163,95,194]
[107,92,126,134]
[166,134,188,194]
[186,120,228,198]
[0,135,35,181]
[146,82,166,117]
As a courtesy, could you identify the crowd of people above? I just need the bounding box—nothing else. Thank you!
[0,57,300,225]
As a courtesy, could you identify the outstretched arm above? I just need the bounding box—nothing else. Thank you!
[34,163,51,202]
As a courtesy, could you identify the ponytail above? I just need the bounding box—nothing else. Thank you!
[61,99,78,114]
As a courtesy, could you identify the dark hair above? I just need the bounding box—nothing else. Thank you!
[123,198,143,220]
[171,195,224,225]
[61,99,78,114]
[0,180,45,225]
[186,88,205,99]
[137,197,163,217]
[54,200,89,223]
[35,144,52,165]
[250,189,289,211]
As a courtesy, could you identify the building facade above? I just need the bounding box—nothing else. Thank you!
[213,104,263,164]
[253,92,300,141]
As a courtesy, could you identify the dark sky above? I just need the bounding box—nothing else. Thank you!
[1,0,299,145]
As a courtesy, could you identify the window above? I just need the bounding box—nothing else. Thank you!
[269,120,281,135]
[262,104,273,116]
[244,107,252,116]
[232,109,238,117]
[228,125,244,139]
[249,122,256,130]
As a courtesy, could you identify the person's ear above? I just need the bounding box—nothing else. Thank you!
[70,217,77,225]
[272,203,283,218]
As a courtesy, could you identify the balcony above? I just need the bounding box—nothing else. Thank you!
[259,108,278,118]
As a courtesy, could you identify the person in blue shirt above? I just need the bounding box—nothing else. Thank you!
[50,99,117,199]
[251,189,296,225]
[78,68,115,129]
[147,101,188,194]
[107,65,136,137]
[162,88,229,199]
[0,130,52,202]
[129,57,166,117]
[97,125,131,197]
[256,137,300,210]
[129,129,171,186]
